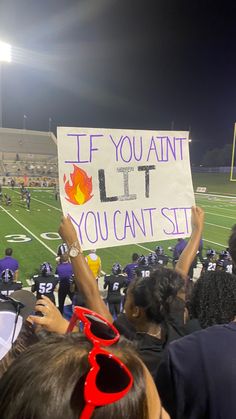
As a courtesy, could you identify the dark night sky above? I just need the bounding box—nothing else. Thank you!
[0,0,236,163]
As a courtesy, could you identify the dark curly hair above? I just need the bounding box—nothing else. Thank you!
[129,266,185,323]
[189,270,236,328]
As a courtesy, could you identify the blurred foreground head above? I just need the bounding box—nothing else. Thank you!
[0,333,169,419]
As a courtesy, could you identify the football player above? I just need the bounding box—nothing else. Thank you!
[31,262,59,304]
[25,190,31,211]
[135,255,151,278]
[155,246,169,266]
[148,252,158,269]
[103,263,127,319]
[20,184,26,201]
[5,195,12,206]
[201,249,217,273]
[216,250,233,274]
[0,269,22,296]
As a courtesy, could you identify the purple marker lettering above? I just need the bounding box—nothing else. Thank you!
[113,210,125,241]
[68,213,84,245]
[183,207,191,234]
[131,210,146,236]
[65,134,88,164]
[147,136,159,162]
[159,137,169,162]
[172,207,185,234]
[120,136,132,163]
[161,207,176,235]
[109,135,123,162]
[97,211,109,241]
[84,211,98,244]
[133,136,143,161]
[89,134,103,162]
[167,137,176,160]
[174,137,187,160]
[143,207,156,236]
[124,211,135,237]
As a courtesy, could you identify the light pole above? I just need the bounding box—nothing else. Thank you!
[0,41,12,127]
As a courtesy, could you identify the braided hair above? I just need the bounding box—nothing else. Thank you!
[189,270,236,328]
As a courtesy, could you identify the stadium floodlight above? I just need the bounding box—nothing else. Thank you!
[0,41,12,62]
[0,41,12,127]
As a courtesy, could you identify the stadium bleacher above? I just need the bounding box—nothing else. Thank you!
[0,128,58,181]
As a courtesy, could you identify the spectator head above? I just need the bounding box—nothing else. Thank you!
[124,267,184,327]
[60,253,69,264]
[112,263,122,275]
[228,224,236,265]
[89,249,97,254]
[189,270,236,328]
[5,249,13,257]
[132,253,139,262]
[40,262,53,277]
[0,333,169,419]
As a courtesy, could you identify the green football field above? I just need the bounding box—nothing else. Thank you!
[0,172,235,286]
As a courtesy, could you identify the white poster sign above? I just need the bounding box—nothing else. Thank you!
[57,127,195,250]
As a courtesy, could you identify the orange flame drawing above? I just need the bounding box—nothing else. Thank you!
[64,165,93,205]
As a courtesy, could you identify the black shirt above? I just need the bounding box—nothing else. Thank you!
[156,254,169,266]
[0,282,22,296]
[31,275,59,302]
[104,274,127,302]
[202,258,217,272]
[114,313,184,381]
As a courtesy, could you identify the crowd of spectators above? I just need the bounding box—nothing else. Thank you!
[1,206,236,418]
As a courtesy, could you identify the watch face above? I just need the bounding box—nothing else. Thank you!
[70,247,79,257]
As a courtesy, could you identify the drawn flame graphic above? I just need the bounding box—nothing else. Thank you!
[64,165,93,205]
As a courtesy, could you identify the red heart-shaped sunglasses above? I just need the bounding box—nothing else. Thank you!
[67,306,133,419]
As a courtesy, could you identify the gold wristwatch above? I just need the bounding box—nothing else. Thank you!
[69,241,82,258]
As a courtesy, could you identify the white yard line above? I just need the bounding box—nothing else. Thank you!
[0,205,57,256]
[31,197,61,211]
[205,211,236,220]
[136,243,153,252]
[205,222,231,230]
[201,205,236,211]
[203,238,227,247]
[195,192,236,199]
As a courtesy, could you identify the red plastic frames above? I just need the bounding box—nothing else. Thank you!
[67,306,133,419]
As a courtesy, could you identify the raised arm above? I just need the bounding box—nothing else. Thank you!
[175,206,205,278]
[58,216,113,322]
